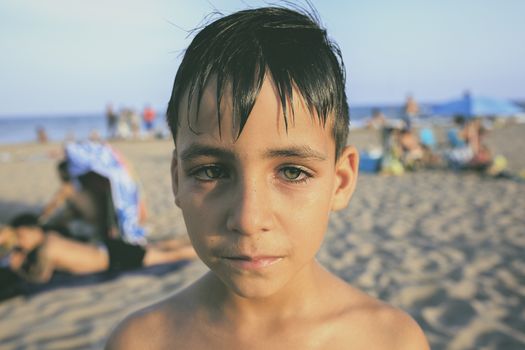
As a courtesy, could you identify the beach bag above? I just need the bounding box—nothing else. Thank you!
[381,153,404,176]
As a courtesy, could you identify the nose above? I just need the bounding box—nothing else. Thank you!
[226,176,274,235]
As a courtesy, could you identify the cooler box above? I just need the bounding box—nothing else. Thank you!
[359,153,382,173]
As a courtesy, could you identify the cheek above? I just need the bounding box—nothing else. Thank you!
[280,185,332,254]
[292,209,329,245]
[178,189,222,247]
[284,180,334,222]
[180,199,207,241]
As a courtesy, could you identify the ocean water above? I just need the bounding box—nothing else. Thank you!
[0,114,167,145]
[0,104,415,145]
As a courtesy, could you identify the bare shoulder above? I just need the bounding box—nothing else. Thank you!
[359,301,429,350]
[105,295,185,350]
[105,301,168,350]
[335,286,430,350]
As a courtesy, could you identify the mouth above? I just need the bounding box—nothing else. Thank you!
[222,255,283,270]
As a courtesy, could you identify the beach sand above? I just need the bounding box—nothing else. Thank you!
[0,123,524,349]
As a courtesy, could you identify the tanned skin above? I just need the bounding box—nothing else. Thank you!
[106,78,429,349]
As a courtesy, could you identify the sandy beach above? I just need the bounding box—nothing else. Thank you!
[1,123,524,349]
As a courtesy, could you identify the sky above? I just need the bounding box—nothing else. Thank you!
[0,0,524,116]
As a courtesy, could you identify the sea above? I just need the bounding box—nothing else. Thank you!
[0,104,434,145]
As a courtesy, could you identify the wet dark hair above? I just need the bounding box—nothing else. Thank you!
[10,212,72,237]
[166,6,350,158]
[10,213,40,228]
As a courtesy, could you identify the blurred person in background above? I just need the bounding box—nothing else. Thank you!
[106,104,119,139]
[402,94,419,131]
[1,216,196,284]
[142,104,156,137]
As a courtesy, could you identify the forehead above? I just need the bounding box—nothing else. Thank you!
[175,77,335,154]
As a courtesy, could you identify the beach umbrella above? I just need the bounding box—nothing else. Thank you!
[432,92,523,118]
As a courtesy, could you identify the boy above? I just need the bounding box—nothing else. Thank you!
[107,6,429,349]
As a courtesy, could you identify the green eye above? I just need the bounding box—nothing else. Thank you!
[279,166,313,184]
[282,167,302,180]
[204,166,224,179]
[190,165,227,181]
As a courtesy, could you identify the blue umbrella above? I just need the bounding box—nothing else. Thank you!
[432,92,523,117]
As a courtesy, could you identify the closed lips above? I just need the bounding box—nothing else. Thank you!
[223,255,283,269]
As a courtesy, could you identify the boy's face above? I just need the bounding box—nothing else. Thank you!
[172,78,357,298]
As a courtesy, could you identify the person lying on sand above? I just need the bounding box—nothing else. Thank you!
[0,215,196,284]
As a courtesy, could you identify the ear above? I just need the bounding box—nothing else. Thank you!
[331,146,359,211]
[170,149,181,208]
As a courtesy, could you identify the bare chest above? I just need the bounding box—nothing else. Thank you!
[153,318,358,350]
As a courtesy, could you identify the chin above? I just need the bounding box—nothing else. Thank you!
[219,272,289,300]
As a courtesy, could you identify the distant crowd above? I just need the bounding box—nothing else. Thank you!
[105,104,162,140]
[363,95,509,177]
[33,104,166,145]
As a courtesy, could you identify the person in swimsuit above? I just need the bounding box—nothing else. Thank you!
[1,214,196,284]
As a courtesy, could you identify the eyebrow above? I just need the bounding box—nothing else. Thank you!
[179,143,327,163]
[264,146,327,161]
[179,144,235,162]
